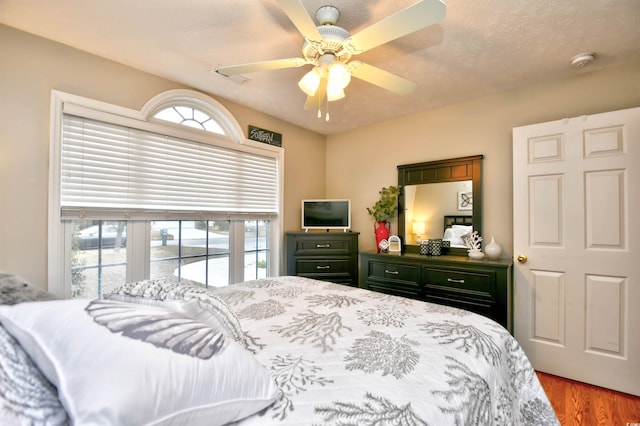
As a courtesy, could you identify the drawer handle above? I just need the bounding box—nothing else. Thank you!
[384,269,399,275]
[316,244,331,248]
[316,265,331,270]
[447,278,465,284]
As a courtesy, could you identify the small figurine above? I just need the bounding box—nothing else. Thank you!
[465,231,484,259]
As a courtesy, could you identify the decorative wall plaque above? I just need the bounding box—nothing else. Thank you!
[248,125,282,147]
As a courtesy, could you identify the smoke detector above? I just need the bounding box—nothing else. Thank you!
[570,52,595,68]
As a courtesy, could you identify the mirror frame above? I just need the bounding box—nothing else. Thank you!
[397,155,483,255]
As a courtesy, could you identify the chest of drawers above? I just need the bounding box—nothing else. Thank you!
[286,232,359,286]
[360,251,513,331]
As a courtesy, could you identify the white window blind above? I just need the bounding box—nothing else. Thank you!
[60,114,278,218]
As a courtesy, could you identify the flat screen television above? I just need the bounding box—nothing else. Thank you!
[302,199,351,231]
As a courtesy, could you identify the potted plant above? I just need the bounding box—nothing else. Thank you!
[367,185,399,252]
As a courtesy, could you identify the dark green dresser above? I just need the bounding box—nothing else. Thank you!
[360,251,513,332]
[286,232,359,286]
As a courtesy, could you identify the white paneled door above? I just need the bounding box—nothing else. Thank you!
[513,107,639,396]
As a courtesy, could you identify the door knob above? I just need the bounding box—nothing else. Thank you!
[517,254,528,264]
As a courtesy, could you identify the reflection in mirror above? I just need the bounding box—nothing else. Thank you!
[404,180,472,246]
[398,155,483,256]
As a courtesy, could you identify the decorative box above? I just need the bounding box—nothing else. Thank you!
[419,241,429,255]
[430,238,443,256]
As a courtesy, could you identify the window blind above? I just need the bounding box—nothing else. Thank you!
[60,114,279,218]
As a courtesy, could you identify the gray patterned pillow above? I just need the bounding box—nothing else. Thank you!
[107,278,247,346]
[0,272,56,305]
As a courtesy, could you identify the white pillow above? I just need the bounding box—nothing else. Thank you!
[443,226,471,246]
[443,228,459,244]
[0,299,278,426]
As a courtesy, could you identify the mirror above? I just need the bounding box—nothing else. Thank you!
[397,155,483,255]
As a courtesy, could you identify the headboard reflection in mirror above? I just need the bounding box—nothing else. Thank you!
[398,155,483,256]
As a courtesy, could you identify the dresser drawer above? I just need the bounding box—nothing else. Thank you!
[292,238,354,256]
[293,259,354,284]
[295,259,352,275]
[368,261,420,283]
[424,267,496,299]
[364,260,422,299]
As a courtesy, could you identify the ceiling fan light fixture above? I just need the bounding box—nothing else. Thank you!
[299,58,350,99]
[326,87,345,101]
[328,62,351,90]
[298,68,321,96]
[326,75,346,101]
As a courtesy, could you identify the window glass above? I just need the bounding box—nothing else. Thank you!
[153,107,183,123]
[150,220,231,288]
[193,109,210,123]
[244,220,269,280]
[154,106,225,135]
[175,106,193,120]
[72,220,127,298]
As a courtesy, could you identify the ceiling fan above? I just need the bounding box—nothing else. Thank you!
[214,0,446,120]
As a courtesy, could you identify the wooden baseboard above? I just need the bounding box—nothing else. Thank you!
[536,371,640,425]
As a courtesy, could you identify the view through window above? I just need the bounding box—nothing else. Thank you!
[71,220,269,298]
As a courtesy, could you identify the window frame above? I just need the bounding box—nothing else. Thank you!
[48,90,283,298]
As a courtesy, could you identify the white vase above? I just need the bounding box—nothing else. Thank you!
[485,236,502,260]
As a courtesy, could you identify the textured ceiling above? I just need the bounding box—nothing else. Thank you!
[2,0,639,135]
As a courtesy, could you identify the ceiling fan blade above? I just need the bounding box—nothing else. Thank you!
[214,58,307,77]
[276,0,323,43]
[348,61,416,95]
[344,0,446,54]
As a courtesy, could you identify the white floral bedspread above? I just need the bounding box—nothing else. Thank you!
[216,276,558,425]
[0,275,558,425]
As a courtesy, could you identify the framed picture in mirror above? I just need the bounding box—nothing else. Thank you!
[457,190,473,210]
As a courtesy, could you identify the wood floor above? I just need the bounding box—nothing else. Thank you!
[536,371,640,425]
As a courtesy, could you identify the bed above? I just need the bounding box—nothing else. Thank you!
[0,272,559,425]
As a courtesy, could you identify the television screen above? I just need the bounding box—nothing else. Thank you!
[302,199,351,230]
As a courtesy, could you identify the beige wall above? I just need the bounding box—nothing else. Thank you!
[326,62,640,253]
[0,25,325,290]
[2,24,639,290]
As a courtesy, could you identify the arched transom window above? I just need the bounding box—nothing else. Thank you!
[154,105,225,134]
[141,88,245,143]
